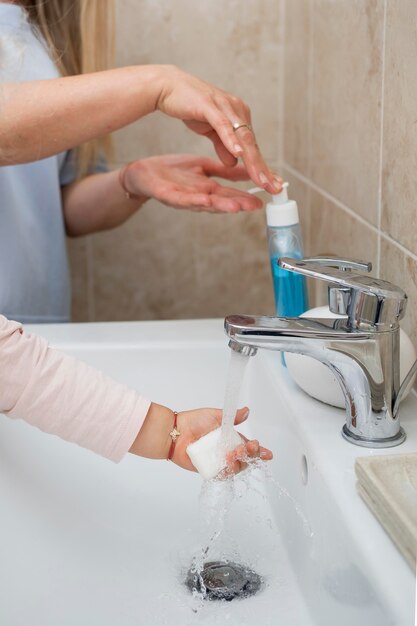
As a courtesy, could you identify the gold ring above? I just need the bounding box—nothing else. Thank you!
[232,122,253,133]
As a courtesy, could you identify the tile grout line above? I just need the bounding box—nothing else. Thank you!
[283,163,381,234]
[306,0,314,262]
[379,230,417,265]
[282,162,417,265]
[376,0,388,278]
[307,0,314,181]
[277,0,286,164]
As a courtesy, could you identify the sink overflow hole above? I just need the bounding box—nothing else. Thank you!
[301,454,308,485]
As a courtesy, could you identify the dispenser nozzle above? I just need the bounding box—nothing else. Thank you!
[248,181,289,202]
[272,182,289,204]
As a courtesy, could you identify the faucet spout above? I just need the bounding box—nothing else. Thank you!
[225,314,372,345]
[225,313,406,448]
[228,338,257,357]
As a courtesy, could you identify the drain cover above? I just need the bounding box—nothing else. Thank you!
[186,560,262,601]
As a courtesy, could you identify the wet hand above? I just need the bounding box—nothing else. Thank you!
[121,154,264,213]
[173,406,273,474]
[129,403,273,476]
[222,437,272,478]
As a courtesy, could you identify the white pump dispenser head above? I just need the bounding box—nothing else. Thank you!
[266,182,299,227]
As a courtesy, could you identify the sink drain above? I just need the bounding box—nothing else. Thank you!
[186,560,262,601]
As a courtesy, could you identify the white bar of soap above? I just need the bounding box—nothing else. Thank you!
[186,427,243,480]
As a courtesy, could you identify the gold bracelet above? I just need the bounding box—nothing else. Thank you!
[167,411,181,461]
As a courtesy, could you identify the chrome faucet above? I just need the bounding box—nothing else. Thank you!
[225,256,417,448]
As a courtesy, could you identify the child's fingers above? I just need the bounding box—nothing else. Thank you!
[222,437,273,478]
[242,439,273,461]
[260,446,273,460]
[223,455,247,478]
[246,439,260,457]
[233,407,250,425]
[225,440,255,466]
[232,442,247,460]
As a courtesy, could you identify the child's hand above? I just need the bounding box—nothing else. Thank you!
[173,406,273,473]
[129,403,273,475]
[222,436,269,478]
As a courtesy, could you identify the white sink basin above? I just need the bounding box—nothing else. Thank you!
[0,319,415,626]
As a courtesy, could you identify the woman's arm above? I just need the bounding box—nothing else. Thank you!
[62,169,147,236]
[0,65,280,194]
[0,66,161,164]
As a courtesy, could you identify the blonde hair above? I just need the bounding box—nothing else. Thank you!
[20,0,115,177]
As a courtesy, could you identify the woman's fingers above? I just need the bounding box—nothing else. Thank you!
[211,186,263,211]
[160,187,261,214]
[161,190,212,210]
[128,154,269,213]
[184,121,239,167]
[206,128,239,167]
[203,105,245,161]
[233,125,280,195]
[201,160,251,181]
[200,159,282,187]
[167,192,238,213]
[210,95,281,194]
[158,67,280,191]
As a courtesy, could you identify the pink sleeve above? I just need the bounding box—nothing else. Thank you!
[0,315,151,462]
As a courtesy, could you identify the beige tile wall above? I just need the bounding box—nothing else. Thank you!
[69,0,282,321]
[69,0,417,352]
[282,0,417,350]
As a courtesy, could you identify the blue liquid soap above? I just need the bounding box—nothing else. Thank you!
[270,256,308,318]
[265,183,309,365]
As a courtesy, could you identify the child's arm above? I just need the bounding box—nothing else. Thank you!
[0,315,272,470]
[0,314,149,461]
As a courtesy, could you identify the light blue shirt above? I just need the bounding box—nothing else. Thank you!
[0,4,98,323]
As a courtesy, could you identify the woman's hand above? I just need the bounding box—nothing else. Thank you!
[129,403,273,476]
[62,153,265,237]
[122,154,264,213]
[0,64,281,188]
[155,66,282,195]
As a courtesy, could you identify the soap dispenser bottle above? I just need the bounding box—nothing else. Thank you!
[266,183,308,317]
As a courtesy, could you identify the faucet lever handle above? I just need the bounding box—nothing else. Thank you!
[293,258,371,316]
[279,256,407,328]
[278,256,375,289]
[298,256,372,273]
